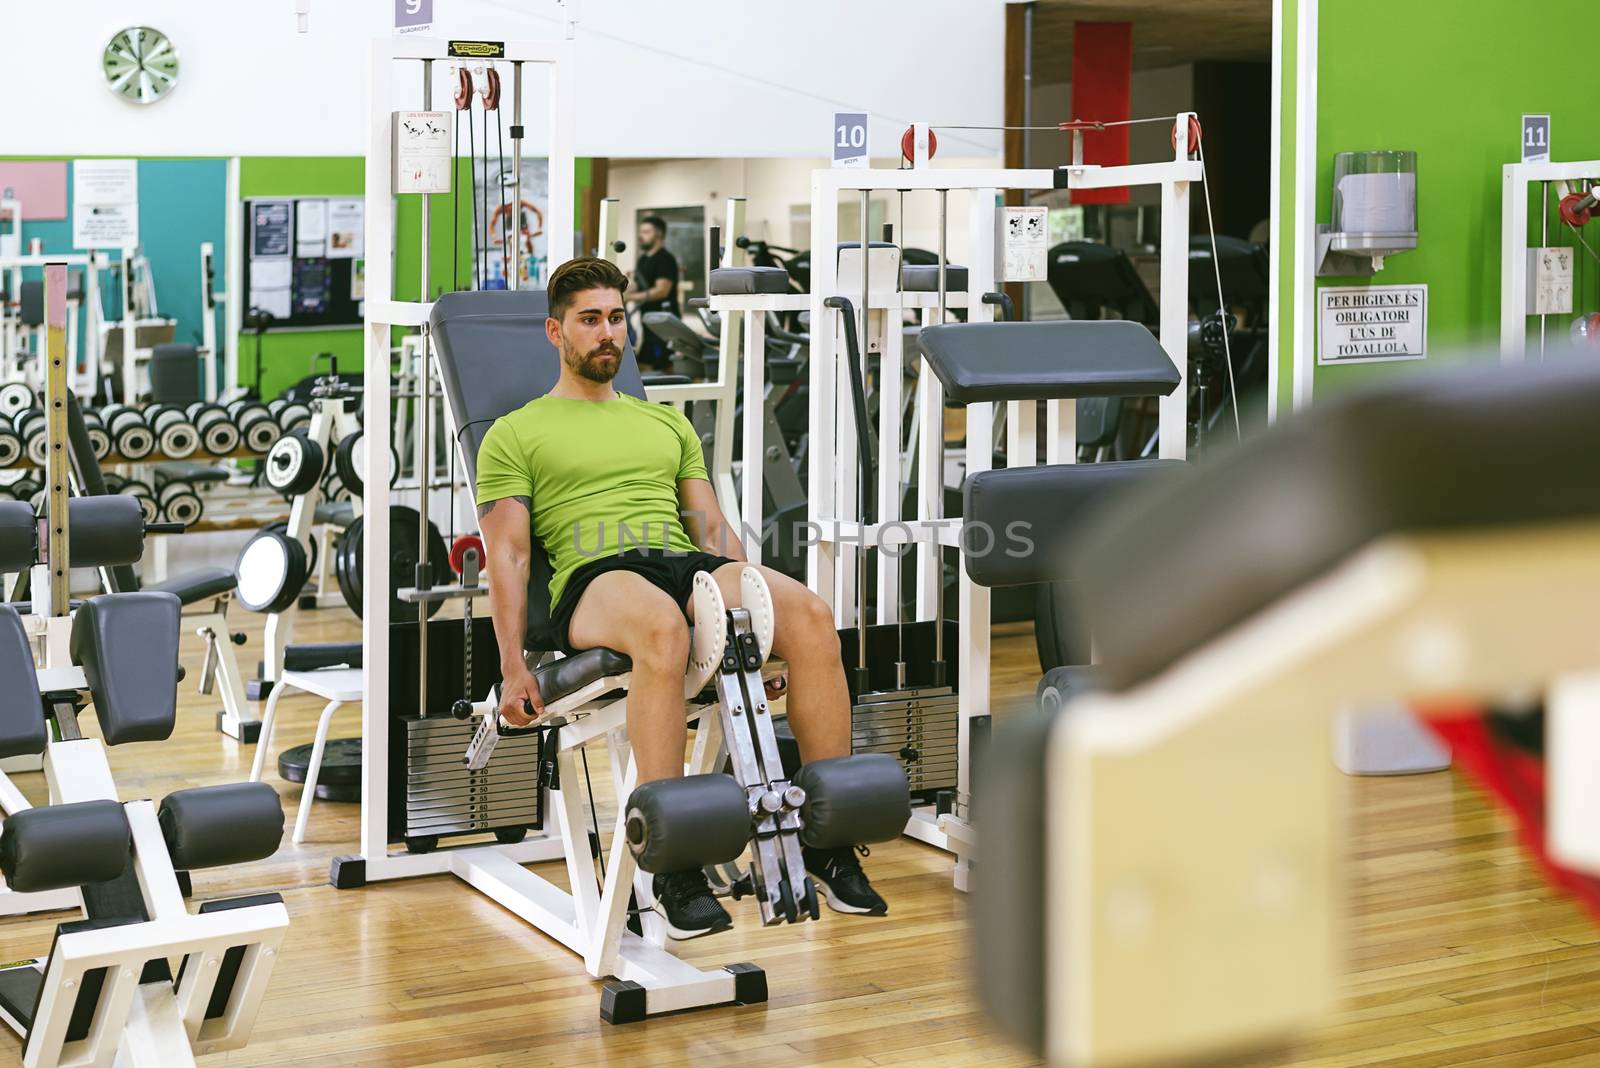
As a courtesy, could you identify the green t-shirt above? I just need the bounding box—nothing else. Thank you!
[474,393,709,606]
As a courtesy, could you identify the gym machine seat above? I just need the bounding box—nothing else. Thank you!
[919,319,1182,403]
[707,265,791,295]
[974,358,1600,1066]
[900,263,970,292]
[144,565,240,605]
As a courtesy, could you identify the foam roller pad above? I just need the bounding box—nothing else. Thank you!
[159,783,285,870]
[796,754,911,849]
[625,774,750,874]
[0,800,130,893]
[67,495,147,567]
[0,501,36,574]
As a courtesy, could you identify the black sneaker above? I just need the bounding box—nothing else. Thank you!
[803,844,887,916]
[653,869,733,940]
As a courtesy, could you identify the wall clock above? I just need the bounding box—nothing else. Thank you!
[103,27,179,105]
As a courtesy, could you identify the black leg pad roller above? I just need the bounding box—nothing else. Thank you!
[67,495,148,568]
[625,774,751,874]
[0,800,131,893]
[71,592,182,745]
[159,783,285,870]
[795,754,912,850]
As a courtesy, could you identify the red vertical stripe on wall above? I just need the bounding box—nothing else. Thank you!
[1070,21,1132,205]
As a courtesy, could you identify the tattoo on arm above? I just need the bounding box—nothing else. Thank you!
[477,496,531,521]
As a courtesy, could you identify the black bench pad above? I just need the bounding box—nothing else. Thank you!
[708,267,790,296]
[919,320,1182,403]
[901,264,969,292]
[534,647,633,706]
[70,593,181,745]
[144,566,236,605]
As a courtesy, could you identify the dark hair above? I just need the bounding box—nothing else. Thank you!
[639,215,667,236]
[547,256,628,320]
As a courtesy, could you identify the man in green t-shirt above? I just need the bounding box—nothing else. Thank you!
[476,257,885,939]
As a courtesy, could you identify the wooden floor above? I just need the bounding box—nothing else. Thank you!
[7,607,1600,1067]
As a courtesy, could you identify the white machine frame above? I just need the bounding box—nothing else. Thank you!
[1499,158,1600,362]
[806,120,1198,887]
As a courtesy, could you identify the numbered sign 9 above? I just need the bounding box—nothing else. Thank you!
[395,0,432,34]
[1522,114,1550,164]
[833,112,868,169]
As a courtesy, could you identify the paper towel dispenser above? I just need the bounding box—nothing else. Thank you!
[1316,151,1418,277]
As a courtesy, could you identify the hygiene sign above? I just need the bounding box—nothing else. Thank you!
[1317,285,1427,365]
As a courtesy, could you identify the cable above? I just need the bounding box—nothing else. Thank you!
[467,106,481,291]
[579,746,606,883]
[452,110,461,292]
[494,97,511,286]
[1196,136,1242,443]
[481,105,492,288]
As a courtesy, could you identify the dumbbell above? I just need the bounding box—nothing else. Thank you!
[147,405,200,460]
[101,404,155,461]
[11,477,40,509]
[80,410,112,461]
[228,399,281,453]
[186,402,242,456]
[0,424,21,468]
[114,478,158,524]
[12,409,48,466]
[323,472,352,503]
[269,398,312,434]
[158,479,204,527]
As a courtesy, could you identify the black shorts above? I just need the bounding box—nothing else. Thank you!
[550,548,737,655]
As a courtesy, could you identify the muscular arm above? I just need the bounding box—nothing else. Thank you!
[625,278,672,304]
[679,478,746,562]
[477,495,544,722]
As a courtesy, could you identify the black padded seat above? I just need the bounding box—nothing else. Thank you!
[900,264,969,292]
[154,461,229,485]
[708,267,790,296]
[918,321,1182,404]
[961,460,1185,588]
[533,648,633,706]
[315,500,357,526]
[283,642,362,672]
[430,290,648,650]
[144,566,237,605]
[642,372,693,386]
[1074,359,1600,693]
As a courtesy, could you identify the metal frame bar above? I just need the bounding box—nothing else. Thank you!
[1499,160,1600,363]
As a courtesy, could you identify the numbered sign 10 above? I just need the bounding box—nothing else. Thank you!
[833,112,868,169]
[1522,114,1551,164]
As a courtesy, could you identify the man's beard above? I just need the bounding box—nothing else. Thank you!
[564,340,621,383]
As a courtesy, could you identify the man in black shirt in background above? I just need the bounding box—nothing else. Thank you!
[625,214,679,370]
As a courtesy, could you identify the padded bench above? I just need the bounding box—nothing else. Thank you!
[708,266,791,296]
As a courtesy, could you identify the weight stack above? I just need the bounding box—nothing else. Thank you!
[398,717,544,844]
[837,618,961,802]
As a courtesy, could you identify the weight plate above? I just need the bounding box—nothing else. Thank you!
[161,489,204,527]
[235,529,309,614]
[243,416,280,453]
[334,431,364,498]
[116,426,155,461]
[264,520,317,576]
[157,423,199,460]
[25,432,48,467]
[86,427,111,460]
[0,383,33,418]
[117,480,158,525]
[265,431,324,496]
[335,506,446,621]
[0,429,21,467]
[201,419,240,456]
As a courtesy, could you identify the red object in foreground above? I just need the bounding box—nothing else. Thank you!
[900,126,938,164]
[1069,21,1132,204]
[449,533,486,577]
[1427,712,1600,922]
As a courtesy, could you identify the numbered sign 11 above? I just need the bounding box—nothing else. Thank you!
[1522,114,1551,164]
[833,112,868,169]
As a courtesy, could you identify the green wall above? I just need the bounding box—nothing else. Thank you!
[1310,0,1596,394]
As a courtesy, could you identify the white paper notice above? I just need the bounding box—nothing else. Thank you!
[296,198,328,258]
[1318,285,1427,364]
[327,199,364,259]
[72,159,139,249]
[252,259,292,289]
[1530,247,1574,315]
[250,288,291,320]
[1001,206,1048,282]
[394,111,453,195]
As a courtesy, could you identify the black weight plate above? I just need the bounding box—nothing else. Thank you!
[266,431,324,496]
[278,737,362,801]
[334,431,364,498]
[235,529,309,614]
[336,506,446,621]
[264,520,318,576]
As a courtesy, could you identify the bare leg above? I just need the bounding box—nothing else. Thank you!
[708,563,850,764]
[566,572,690,784]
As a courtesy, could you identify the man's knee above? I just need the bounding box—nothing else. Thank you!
[629,608,690,670]
[785,591,840,656]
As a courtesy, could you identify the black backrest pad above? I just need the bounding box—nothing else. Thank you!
[961,460,1185,588]
[0,606,48,759]
[1075,358,1600,692]
[69,593,181,744]
[429,289,648,631]
[918,321,1181,403]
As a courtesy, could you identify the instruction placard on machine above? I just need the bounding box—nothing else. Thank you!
[1317,285,1427,364]
[394,111,454,194]
[1000,206,1048,282]
[1528,246,1573,315]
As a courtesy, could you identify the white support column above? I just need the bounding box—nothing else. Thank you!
[1501,165,1529,363]
[915,306,942,619]
[546,38,577,273]
[1159,123,1191,461]
[739,311,766,560]
[225,157,244,396]
[876,310,903,626]
[807,175,839,615]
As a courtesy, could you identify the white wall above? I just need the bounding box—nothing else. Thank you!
[5,0,1006,159]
